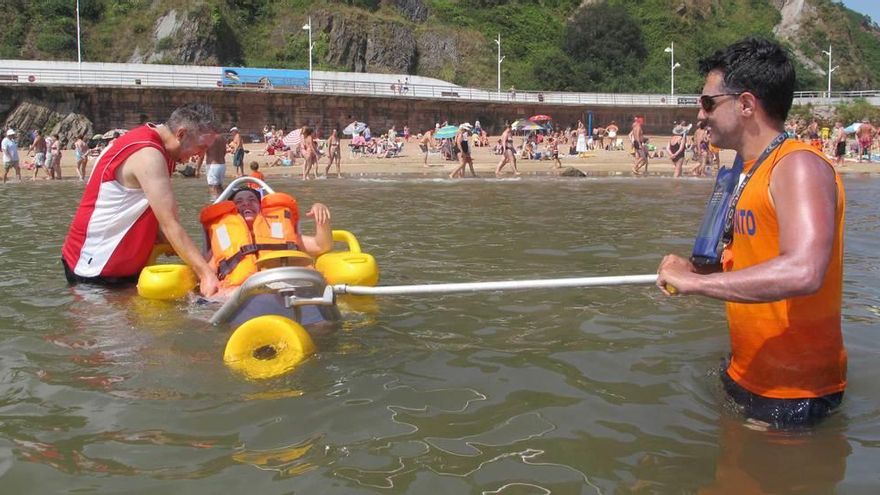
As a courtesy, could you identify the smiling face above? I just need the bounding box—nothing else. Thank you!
[173,127,218,161]
[232,189,261,227]
[697,71,744,150]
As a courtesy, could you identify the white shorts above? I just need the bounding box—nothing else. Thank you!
[206,163,226,186]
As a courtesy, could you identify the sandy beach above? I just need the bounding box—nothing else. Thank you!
[18,135,880,182]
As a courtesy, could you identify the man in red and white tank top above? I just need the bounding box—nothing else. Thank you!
[62,103,221,297]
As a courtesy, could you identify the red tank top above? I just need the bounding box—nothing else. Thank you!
[62,125,173,279]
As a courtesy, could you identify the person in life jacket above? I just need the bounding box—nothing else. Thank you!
[656,38,847,429]
[201,187,332,290]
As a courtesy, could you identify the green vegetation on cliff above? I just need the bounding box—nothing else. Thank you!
[2,0,879,93]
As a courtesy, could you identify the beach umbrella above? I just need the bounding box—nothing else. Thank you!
[844,122,861,134]
[529,114,552,122]
[282,129,302,149]
[102,128,127,139]
[512,119,542,131]
[434,125,459,139]
[343,121,367,136]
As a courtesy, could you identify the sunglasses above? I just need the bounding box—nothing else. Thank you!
[699,93,743,112]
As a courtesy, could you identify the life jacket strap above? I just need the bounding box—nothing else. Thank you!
[216,242,300,280]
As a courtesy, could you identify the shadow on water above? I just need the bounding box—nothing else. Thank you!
[0,176,877,492]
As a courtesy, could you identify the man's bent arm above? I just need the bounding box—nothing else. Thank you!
[126,149,219,296]
[660,153,836,302]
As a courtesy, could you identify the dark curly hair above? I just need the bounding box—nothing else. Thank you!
[699,37,795,124]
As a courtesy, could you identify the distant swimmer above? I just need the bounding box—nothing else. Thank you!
[61,103,222,296]
[657,38,847,429]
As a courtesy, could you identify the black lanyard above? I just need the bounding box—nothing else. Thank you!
[721,133,788,246]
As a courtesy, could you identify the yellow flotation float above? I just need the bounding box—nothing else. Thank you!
[136,229,378,300]
[223,315,316,380]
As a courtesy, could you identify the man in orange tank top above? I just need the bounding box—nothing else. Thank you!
[656,38,847,429]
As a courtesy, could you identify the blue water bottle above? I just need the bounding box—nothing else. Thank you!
[690,154,744,267]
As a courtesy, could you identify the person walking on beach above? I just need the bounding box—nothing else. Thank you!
[667,124,686,177]
[301,126,318,180]
[856,119,874,162]
[205,131,227,199]
[657,38,847,429]
[30,130,47,180]
[549,136,562,169]
[227,127,245,176]
[62,103,222,295]
[575,120,588,155]
[689,122,709,176]
[419,129,435,167]
[832,121,846,167]
[74,135,89,181]
[324,129,342,178]
[495,122,520,177]
[2,129,21,184]
[630,117,648,175]
[450,123,475,179]
[606,121,619,150]
[48,134,62,180]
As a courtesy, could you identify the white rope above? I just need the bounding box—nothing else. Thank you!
[333,274,658,296]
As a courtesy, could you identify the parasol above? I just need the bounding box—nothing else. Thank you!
[282,129,302,149]
[433,125,459,139]
[529,114,552,122]
[512,119,542,131]
[343,121,367,136]
[102,128,127,139]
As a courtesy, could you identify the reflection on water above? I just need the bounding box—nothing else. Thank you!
[0,176,878,492]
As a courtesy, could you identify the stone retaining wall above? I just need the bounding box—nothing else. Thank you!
[1,85,705,138]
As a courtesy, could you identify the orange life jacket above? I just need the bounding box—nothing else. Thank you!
[721,139,846,399]
[200,192,301,287]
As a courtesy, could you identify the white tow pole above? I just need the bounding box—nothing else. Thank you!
[333,274,658,296]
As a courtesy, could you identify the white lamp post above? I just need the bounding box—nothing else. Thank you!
[76,0,82,82]
[821,45,838,97]
[302,17,313,92]
[664,42,680,100]
[495,33,505,96]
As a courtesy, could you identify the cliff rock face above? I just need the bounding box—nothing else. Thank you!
[4,101,94,148]
[129,7,230,65]
[415,31,460,76]
[366,23,417,73]
[316,12,416,73]
[391,0,429,23]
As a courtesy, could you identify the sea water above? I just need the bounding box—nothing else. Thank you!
[0,175,878,493]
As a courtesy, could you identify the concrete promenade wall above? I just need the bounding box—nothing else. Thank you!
[1,85,704,137]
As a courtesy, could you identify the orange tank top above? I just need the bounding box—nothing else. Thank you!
[721,139,846,399]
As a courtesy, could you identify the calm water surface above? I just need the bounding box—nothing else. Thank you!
[0,174,878,493]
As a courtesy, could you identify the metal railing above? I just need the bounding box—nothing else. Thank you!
[1,60,878,107]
